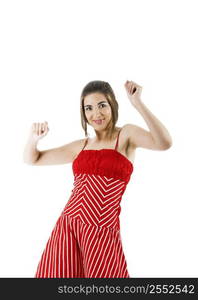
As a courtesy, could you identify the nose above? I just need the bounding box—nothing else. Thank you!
[92,107,102,119]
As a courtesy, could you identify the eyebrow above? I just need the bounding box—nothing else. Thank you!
[84,101,107,108]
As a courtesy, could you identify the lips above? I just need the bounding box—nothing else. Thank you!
[93,119,104,124]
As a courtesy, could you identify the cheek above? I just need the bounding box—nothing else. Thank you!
[105,107,112,116]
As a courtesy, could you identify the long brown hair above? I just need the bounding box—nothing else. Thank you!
[80,80,119,139]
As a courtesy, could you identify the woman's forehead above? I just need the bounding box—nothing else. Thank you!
[84,93,107,105]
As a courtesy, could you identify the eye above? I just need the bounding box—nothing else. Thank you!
[84,103,107,111]
[99,103,107,108]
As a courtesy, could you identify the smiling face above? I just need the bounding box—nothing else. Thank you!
[84,92,113,130]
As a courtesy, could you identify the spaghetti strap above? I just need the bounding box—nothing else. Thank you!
[114,128,122,151]
[82,137,89,150]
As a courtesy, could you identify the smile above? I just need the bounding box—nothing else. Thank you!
[93,119,104,124]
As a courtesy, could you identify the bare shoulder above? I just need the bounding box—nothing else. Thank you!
[122,122,153,149]
[122,123,170,151]
[121,124,137,146]
[118,124,135,148]
[71,138,87,156]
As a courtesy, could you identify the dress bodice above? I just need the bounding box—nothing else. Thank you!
[72,148,133,183]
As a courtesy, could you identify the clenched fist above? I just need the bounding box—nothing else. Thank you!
[30,121,49,142]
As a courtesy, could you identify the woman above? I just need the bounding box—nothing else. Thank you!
[23,80,172,278]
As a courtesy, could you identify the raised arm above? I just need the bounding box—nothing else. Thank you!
[23,121,84,166]
[124,80,173,150]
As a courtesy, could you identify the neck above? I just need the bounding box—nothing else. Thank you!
[94,126,119,142]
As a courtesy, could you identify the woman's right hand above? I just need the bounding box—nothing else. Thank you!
[30,121,49,142]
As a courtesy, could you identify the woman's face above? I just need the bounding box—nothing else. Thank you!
[84,92,112,130]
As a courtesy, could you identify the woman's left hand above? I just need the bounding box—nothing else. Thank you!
[124,80,142,106]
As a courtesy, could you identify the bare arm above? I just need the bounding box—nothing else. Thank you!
[23,121,85,166]
[30,139,83,166]
[23,136,40,164]
[124,81,173,150]
[23,137,85,166]
[123,124,167,151]
[131,100,173,149]
[122,104,172,151]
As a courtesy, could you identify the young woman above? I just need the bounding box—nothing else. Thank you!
[23,80,172,278]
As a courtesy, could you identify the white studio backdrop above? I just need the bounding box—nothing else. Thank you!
[0,0,197,277]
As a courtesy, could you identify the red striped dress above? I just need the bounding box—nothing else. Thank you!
[35,129,134,278]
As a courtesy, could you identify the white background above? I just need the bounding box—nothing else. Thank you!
[0,0,197,277]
